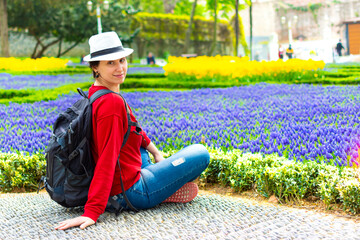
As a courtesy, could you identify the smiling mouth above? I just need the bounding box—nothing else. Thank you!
[114,73,125,78]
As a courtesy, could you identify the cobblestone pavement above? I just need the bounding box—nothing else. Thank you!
[1,191,360,240]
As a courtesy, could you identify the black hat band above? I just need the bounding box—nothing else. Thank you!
[91,46,124,58]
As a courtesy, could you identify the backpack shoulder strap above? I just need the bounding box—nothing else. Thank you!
[116,94,132,148]
[84,88,140,147]
[113,92,140,212]
[89,89,113,104]
[77,88,88,98]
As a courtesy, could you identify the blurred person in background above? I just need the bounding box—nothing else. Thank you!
[336,39,345,56]
[147,52,155,65]
[278,45,284,60]
[286,45,294,59]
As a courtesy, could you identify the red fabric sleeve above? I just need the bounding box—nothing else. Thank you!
[140,130,151,148]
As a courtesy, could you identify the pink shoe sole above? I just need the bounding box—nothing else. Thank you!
[163,182,199,203]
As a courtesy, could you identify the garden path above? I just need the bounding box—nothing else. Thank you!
[1,190,360,239]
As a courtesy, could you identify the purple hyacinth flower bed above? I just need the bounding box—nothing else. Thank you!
[0,73,92,90]
[127,67,165,74]
[1,83,360,167]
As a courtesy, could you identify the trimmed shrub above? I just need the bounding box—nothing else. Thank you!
[337,178,360,214]
[0,153,46,192]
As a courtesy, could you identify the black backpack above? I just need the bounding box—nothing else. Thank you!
[40,88,140,212]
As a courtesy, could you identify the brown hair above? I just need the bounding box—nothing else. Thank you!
[89,61,100,78]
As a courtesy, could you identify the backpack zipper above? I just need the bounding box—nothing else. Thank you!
[68,123,74,144]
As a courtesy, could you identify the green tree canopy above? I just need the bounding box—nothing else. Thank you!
[7,0,139,58]
[127,0,165,13]
[173,0,206,16]
[127,0,207,17]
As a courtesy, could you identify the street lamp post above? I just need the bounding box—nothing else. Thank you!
[281,15,298,44]
[87,0,110,34]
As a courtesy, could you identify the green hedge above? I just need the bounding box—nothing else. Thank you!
[0,152,46,192]
[200,149,360,214]
[0,82,93,105]
[322,71,355,78]
[2,148,360,214]
[325,63,360,69]
[165,69,360,86]
[162,148,360,214]
[130,12,232,42]
[299,77,360,85]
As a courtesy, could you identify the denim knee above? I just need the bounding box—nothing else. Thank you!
[191,144,210,167]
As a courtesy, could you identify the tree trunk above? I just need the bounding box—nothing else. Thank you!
[249,2,253,60]
[31,40,40,59]
[135,37,145,59]
[235,0,239,57]
[32,36,60,58]
[163,0,176,14]
[183,0,197,54]
[209,0,217,56]
[57,38,63,58]
[58,40,81,57]
[128,42,133,63]
[0,0,10,57]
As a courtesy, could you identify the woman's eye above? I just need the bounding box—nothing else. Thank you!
[108,61,114,65]
[120,58,125,63]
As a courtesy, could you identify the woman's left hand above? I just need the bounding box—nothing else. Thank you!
[146,142,165,162]
[154,153,165,163]
[55,216,95,230]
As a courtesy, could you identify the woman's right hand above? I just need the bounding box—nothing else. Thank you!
[55,216,95,230]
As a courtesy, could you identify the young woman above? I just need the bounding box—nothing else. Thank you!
[55,32,210,230]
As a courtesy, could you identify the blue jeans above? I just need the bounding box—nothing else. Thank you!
[106,144,210,211]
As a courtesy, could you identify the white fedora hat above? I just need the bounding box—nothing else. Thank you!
[83,31,133,62]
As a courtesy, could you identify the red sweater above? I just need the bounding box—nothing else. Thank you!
[82,85,151,222]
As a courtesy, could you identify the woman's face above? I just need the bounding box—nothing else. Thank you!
[93,57,128,86]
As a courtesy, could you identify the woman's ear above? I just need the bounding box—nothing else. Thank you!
[91,66,99,78]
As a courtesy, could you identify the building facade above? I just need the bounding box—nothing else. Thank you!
[239,0,360,62]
